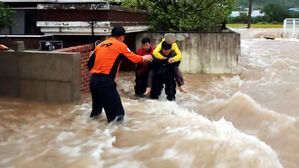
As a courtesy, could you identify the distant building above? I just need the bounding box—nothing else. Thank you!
[251,10,264,17]
[230,11,241,17]
[230,10,264,18]
[0,0,149,50]
[288,8,299,12]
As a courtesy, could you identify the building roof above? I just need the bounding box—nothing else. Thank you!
[35,2,149,35]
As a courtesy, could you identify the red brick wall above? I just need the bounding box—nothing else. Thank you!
[56,44,94,93]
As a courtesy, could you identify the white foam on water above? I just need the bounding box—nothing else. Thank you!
[267,59,290,70]
[241,39,274,68]
[59,146,82,157]
[109,161,146,168]
[162,148,195,168]
[274,38,299,42]
[0,109,14,113]
[115,98,284,168]
[1,157,13,164]
[74,103,91,111]
[56,132,75,142]
[206,91,298,149]
[225,92,296,121]
[26,148,51,161]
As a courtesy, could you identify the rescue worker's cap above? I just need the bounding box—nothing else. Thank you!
[164,33,176,45]
[111,26,126,37]
[162,41,172,50]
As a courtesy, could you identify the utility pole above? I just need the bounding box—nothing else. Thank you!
[247,0,253,29]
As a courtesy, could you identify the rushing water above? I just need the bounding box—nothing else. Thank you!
[0,29,299,168]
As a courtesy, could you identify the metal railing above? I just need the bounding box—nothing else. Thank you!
[283,18,299,38]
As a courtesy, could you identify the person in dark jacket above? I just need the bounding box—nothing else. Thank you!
[149,41,184,101]
[144,34,186,96]
[134,38,155,97]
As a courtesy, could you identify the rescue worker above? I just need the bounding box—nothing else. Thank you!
[134,38,155,97]
[88,26,152,123]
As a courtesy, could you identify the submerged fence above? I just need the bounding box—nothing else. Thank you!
[283,18,299,38]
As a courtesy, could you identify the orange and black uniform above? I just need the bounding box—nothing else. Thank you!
[89,37,143,123]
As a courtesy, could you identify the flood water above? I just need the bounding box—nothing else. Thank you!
[1,29,299,168]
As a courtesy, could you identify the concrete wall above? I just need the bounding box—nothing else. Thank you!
[56,44,93,93]
[12,10,25,34]
[0,50,81,103]
[136,31,240,74]
[0,27,10,34]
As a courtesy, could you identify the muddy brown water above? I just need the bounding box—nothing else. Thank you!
[0,29,298,168]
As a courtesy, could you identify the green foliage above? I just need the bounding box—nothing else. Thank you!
[289,11,299,18]
[262,3,289,23]
[227,13,248,24]
[234,0,248,9]
[0,2,15,28]
[122,0,236,31]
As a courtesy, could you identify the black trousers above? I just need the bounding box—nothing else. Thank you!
[89,74,125,123]
[134,73,148,96]
[150,76,176,101]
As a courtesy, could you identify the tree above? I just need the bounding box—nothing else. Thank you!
[0,2,15,28]
[122,0,236,31]
[262,3,289,23]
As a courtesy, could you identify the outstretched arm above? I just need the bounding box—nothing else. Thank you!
[143,69,154,95]
[120,44,152,63]
[173,65,184,86]
[173,65,187,93]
